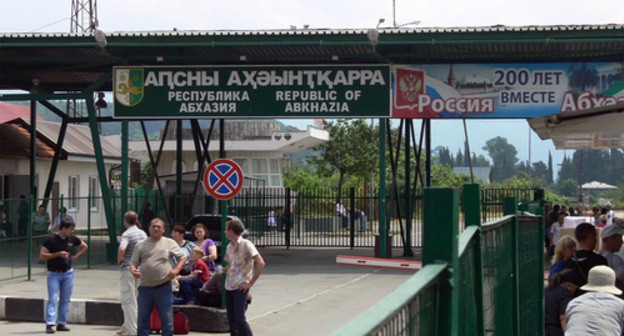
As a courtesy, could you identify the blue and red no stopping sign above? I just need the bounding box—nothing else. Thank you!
[203,159,244,200]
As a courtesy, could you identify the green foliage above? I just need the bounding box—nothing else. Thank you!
[483,136,518,182]
[310,119,378,197]
[495,172,543,189]
[557,149,624,187]
[555,178,579,197]
[431,164,471,187]
[283,168,331,191]
[544,189,568,206]
[129,161,155,189]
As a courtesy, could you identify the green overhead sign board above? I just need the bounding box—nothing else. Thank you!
[113,65,391,119]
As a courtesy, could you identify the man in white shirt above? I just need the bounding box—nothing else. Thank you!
[565,265,624,335]
[599,224,624,283]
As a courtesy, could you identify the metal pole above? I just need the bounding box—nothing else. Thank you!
[86,93,117,262]
[121,120,128,225]
[29,100,37,204]
[392,0,397,28]
[176,120,183,225]
[404,120,414,256]
[425,119,431,187]
[378,119,388,257]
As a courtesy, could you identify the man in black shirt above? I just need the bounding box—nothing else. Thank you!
[561,223,608,291]
[39,220,88,334]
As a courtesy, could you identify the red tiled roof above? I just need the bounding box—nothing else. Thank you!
[0,102,44,124]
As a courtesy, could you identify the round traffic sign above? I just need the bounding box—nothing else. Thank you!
[202,159,244,200]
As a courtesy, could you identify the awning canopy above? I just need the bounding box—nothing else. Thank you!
[581,181,617,190]
[528,102,624,149]
[2,24,624,92]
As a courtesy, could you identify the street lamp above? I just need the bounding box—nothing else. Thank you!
[392,0,420,28]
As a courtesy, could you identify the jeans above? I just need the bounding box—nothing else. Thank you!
[46,269,74,326]
[137,282,173,336]
[226,289,253,336]
[120,270,140,334]
[179,277,202,304]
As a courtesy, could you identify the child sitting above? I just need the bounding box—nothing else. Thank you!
[176,247,210,304]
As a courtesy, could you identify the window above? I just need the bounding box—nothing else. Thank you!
[88,176,99,211]
[68,176,79,211]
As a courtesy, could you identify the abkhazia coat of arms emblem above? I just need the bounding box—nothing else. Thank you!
[114,68,144,107]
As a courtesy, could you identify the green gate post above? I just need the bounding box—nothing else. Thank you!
[121,120,129,229]
[27,195,34,280]
[87,194,92,269]
[533,190,546,336]
[378,119,388,258]
[86,93,117,262]
[463,183,485,336]
[504,197,519,336]
[349,187,355,249]
[424,187,459,336]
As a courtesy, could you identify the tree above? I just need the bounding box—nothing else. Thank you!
[436,146,453,166]
[310,119,378,199]
[482,136,518,182]
[568,63,598,91]
[473,154,490,167]
[455,149,464,167]
[531,161,550,185]
[556,178,580,197]
[431,164,468,187]
[547,152,554,185]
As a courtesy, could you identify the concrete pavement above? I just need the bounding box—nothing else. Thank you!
[0,247,418,335]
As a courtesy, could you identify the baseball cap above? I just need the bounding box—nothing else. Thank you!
[601,224,624,238]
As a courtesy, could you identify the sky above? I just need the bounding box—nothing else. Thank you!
[2,0,623,172]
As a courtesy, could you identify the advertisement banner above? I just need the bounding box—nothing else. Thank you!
[392,63,624,118]
[113,65,391,119]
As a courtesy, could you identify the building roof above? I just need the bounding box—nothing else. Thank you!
[0,115,121,161]
[528,102,624,149]
[452,166,492,183]
[105,124,328,155]
[0,102,44,123]
[2,24,624,92]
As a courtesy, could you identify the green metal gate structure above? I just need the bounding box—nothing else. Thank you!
[334,184,545,336]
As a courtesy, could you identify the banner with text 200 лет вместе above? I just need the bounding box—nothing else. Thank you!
[392,63,624,119]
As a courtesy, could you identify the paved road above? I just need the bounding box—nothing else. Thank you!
[1,247,417,335]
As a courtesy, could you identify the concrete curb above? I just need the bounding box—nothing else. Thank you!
[0,296,228,332]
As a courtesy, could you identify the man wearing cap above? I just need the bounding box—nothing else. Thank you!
[564,265,624,335]
[599,224,624,283]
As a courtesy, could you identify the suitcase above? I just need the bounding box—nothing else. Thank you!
[149,307,190,334]
[150,307,162,333]
[173,310,190,334]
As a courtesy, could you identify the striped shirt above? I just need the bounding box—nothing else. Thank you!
[119,225,147,270]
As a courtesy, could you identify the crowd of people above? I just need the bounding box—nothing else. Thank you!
[545,203,624,335]
[36,206,264,336]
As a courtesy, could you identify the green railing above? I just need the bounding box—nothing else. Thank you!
[334,184,544,336]
[0,190,164,281]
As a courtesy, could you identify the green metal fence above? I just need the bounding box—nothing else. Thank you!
[0,190,165,281]
[230,186,539,250]
[334,185,544,336]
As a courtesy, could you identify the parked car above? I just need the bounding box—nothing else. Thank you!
[183,214,248,262]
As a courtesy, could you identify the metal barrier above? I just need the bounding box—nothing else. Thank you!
[0,191,165,281]
[334,185,544,336]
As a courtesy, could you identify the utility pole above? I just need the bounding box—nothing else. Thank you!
[69,0,99,118]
